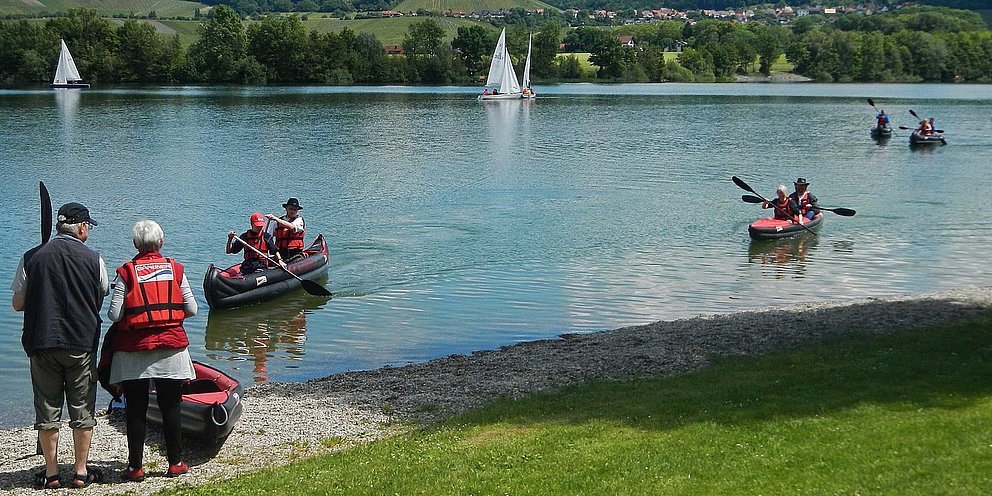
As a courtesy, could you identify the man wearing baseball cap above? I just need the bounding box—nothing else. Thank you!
[226,212,279,275]
[12,202,108,489]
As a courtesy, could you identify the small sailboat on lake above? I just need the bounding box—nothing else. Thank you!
[521,33,535,99]
[479,28,522,101]
[51,39,89,89]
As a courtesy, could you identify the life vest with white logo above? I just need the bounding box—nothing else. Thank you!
[113,252,190,351]
[275,216,306,251]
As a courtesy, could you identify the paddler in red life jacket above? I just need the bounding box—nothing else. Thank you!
[227,212,279,275]
[788,178,819,222]
[762,185,801,222]
[266,197,306,262]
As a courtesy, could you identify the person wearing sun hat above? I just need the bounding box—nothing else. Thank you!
[266,197,306,262]
[788,178,819,222]
[227,212,278,275]
[11,202,108,489]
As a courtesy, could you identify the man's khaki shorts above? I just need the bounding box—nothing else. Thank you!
[30,350,97,430]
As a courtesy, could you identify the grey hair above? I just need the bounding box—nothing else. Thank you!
[56,222,84,236]
[132,220,165,252]
[777,185,788,194]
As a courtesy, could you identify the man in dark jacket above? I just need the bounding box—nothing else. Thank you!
[11,202,108,489]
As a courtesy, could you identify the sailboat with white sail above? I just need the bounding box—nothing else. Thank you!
[521,33,535,99]
[51,39,89,89]
[479,28,522,101]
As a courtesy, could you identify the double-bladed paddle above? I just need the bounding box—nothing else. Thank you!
[40,181,52,244]
[741,194,856,216]
[909,109,947,144]
[231,235,332,297]
[732,176,819,237]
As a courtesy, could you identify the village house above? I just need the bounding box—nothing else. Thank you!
[618,35,634,47]
[379,10,402,17]
[384,44,404,55]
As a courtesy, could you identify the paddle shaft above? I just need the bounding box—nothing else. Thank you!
[732,176,818,236]
[741,195,855,216]
[230,234,332,297]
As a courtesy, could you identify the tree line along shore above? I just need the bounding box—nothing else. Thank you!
[0,5,990,85]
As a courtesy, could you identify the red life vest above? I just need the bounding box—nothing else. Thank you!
[793,191,813,215]
[770,197,792,220]
[242,229,269,261]
[275,216,306,251]
[113,252,190,351]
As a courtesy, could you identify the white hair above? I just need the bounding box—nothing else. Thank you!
[777,185,788,195]
[132,220,165,252]
[56,222,84,236]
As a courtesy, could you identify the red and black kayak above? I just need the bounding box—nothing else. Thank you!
[146,361,243,444]
[203,235,329,310]
[748,214,823,240]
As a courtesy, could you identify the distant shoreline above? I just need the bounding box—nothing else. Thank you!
[0,287,989,495]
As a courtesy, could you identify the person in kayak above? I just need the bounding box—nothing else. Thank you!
[762,185,802,222]
[266,197,306,262]
[876,110,890,129]
[789,178,819,221]
[107,220,196,482]
[917,119,932,135]
[227,212,279,274]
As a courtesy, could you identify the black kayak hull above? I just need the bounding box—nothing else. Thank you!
[146,361,243,444]
[910,131,945,146]
[748,214,823,240]
[870,126,892,138]
[203,235,329,310]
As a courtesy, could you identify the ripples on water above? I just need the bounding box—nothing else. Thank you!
[0,84,990,427]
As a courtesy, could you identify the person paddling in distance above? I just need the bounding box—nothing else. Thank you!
[107,220,197,482]
[789,178,819,222]
[917,119,932,135]
[227,212,280,274]
[876,110,890,129]
[267,198,306,262]
[762,185,802,223]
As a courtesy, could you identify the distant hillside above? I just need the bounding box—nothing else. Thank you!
[304,15,487,43]
[394,0,553,13]
[0,0,206,17]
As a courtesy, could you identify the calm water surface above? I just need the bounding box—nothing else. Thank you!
[1,83,990,428]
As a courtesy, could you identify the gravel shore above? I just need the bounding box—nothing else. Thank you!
[0,288,988,495]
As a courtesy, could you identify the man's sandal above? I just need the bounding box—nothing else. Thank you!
[33,471,60,489]
[70,467,103,488]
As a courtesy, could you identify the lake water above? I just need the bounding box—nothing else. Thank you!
[1,83,990,429]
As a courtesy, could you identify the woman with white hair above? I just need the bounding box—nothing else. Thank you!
[107,220,197,482]
[762,185,801,222]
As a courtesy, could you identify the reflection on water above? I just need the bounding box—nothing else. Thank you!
[204,290,329,382]
[748,235,820,279]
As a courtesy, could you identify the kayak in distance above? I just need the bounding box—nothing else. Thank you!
[910,131,946,147]
[870,125,893,139]
[748,214,824,240]
[144,361,243,445]
[203,235,329,310]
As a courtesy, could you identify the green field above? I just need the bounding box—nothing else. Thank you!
[394,0,553,14]
[164,317,992,495]
[0,0,206,17]
[303,15,487,44]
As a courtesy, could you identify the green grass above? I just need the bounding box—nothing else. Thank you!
[393,0,553,14]
[0,0,206,17]
[161,317,992,495]
[769,53,795,73]
[303,15,484,44]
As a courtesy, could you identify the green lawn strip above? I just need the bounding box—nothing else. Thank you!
[303,16,485,44]
[163,317,992,495]
[394,0,554,13]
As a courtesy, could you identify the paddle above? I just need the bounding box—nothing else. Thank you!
[741,194,856,217]
[40,181,52,244]
[909,109,946,144]
[231,234,332,297]
[899,126,944,133]
[732,176,818,237]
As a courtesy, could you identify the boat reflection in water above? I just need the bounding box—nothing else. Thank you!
[747,235,820,278]
[204,288,330,382]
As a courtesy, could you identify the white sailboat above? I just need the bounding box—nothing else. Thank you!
[51,39,89,89]
[479,28,522,101]
[521,33,535,99]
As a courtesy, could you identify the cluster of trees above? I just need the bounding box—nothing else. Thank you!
[1,5,990,85]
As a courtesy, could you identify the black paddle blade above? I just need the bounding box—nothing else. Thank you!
[827,207,856,217]
[741,194,763,204]
[898,126,912,130]
[909,109,919,119]
[40,181,52,244]
[867,98,875,107]
[731,176,757,194]
[301,279,333,297]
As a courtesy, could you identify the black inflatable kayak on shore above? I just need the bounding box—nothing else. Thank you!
[203,235,329,310]
[145,361,243,445]
[748,214,823,240]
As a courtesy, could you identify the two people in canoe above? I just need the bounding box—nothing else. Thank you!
[917,117,937,135]
[226,198,307,275]
[762,178,819,224]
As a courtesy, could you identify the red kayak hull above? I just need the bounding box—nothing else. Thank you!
[748,214,823,240]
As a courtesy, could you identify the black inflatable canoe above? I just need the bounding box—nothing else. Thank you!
[910,131,945,146]
[870,125,892,138]
[146,361,243,444]
[204,235,329,310]
[748,214,823,240]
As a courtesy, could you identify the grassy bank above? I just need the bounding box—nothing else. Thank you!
[163,316,992,495]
